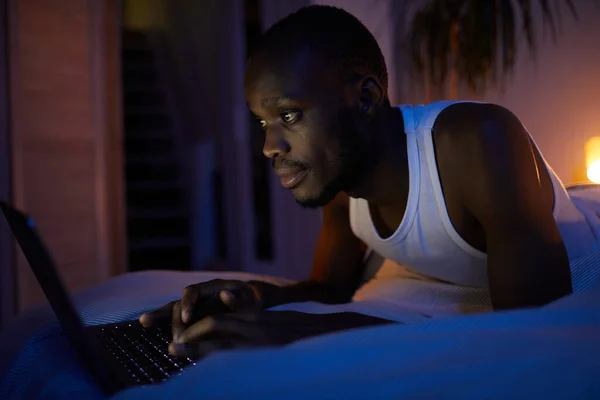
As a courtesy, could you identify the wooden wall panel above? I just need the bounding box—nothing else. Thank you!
[8,0,124,311]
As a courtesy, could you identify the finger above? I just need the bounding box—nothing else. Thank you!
[139,301,176,328]
[181,280,237,322]
[180,286,199,324]
[171,301,186,342]
[168,339,244,358]
[219,290,236,309]
[174,316,260,344]
[218,285,260,312]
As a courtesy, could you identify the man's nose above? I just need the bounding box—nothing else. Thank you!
[263,130,290,159]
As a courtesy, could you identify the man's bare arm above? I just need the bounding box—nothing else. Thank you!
[259,192,367,307]
[437,103,572,310]
[163,195,388,354]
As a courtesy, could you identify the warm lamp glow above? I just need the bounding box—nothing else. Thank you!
[588,159,600,183]
[585,137,600,183]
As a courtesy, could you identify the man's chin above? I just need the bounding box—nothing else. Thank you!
[292,187,340,209]
[294,197,328,209]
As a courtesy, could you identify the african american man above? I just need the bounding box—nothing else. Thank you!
[141,5,598,358]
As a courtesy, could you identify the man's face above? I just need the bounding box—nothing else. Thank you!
[244,51,374,208]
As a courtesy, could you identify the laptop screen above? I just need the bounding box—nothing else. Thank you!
[0,201,120,394]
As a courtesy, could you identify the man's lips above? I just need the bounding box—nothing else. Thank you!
[275,167,309,189]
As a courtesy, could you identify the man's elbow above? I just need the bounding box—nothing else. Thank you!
[490,262,573,310]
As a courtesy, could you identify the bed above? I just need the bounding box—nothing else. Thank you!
[1,251,599,399]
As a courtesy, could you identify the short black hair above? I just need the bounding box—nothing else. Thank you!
[251,5,389,99]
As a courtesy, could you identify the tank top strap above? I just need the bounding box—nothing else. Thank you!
[398,104,417,136]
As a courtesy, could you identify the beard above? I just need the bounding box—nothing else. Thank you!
[295,109,377,209]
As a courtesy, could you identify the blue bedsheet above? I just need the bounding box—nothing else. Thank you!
[1,268,599,399]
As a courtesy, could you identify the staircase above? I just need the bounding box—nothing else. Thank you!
[121,29,191,272]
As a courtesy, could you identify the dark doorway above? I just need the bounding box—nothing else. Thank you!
[0,0,15,330]
[119,4,192,272]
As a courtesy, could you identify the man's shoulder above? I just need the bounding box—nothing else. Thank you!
[392,100,525,155]
[393,100,514,132]
[432,101,521,143]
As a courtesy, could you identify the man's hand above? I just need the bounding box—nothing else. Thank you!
[167,310,394,357]
[139,279,278,329]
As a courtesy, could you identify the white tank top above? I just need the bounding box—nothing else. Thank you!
[349,101,598,288]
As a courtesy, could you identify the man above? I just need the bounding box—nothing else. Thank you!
[141,5,595,357]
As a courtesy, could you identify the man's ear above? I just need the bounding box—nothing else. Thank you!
[354,75,385,115]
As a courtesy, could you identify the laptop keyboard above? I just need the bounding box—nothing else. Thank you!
[96,322,196,385]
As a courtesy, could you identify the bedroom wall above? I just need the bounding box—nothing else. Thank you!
[7,0,124,311]
[480,1,600,185]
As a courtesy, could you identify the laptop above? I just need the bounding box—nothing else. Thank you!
[0,201,201,395]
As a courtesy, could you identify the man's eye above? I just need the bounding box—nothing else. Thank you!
[281,111,301,123]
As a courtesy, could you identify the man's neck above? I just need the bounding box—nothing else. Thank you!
[347,106,409,207]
